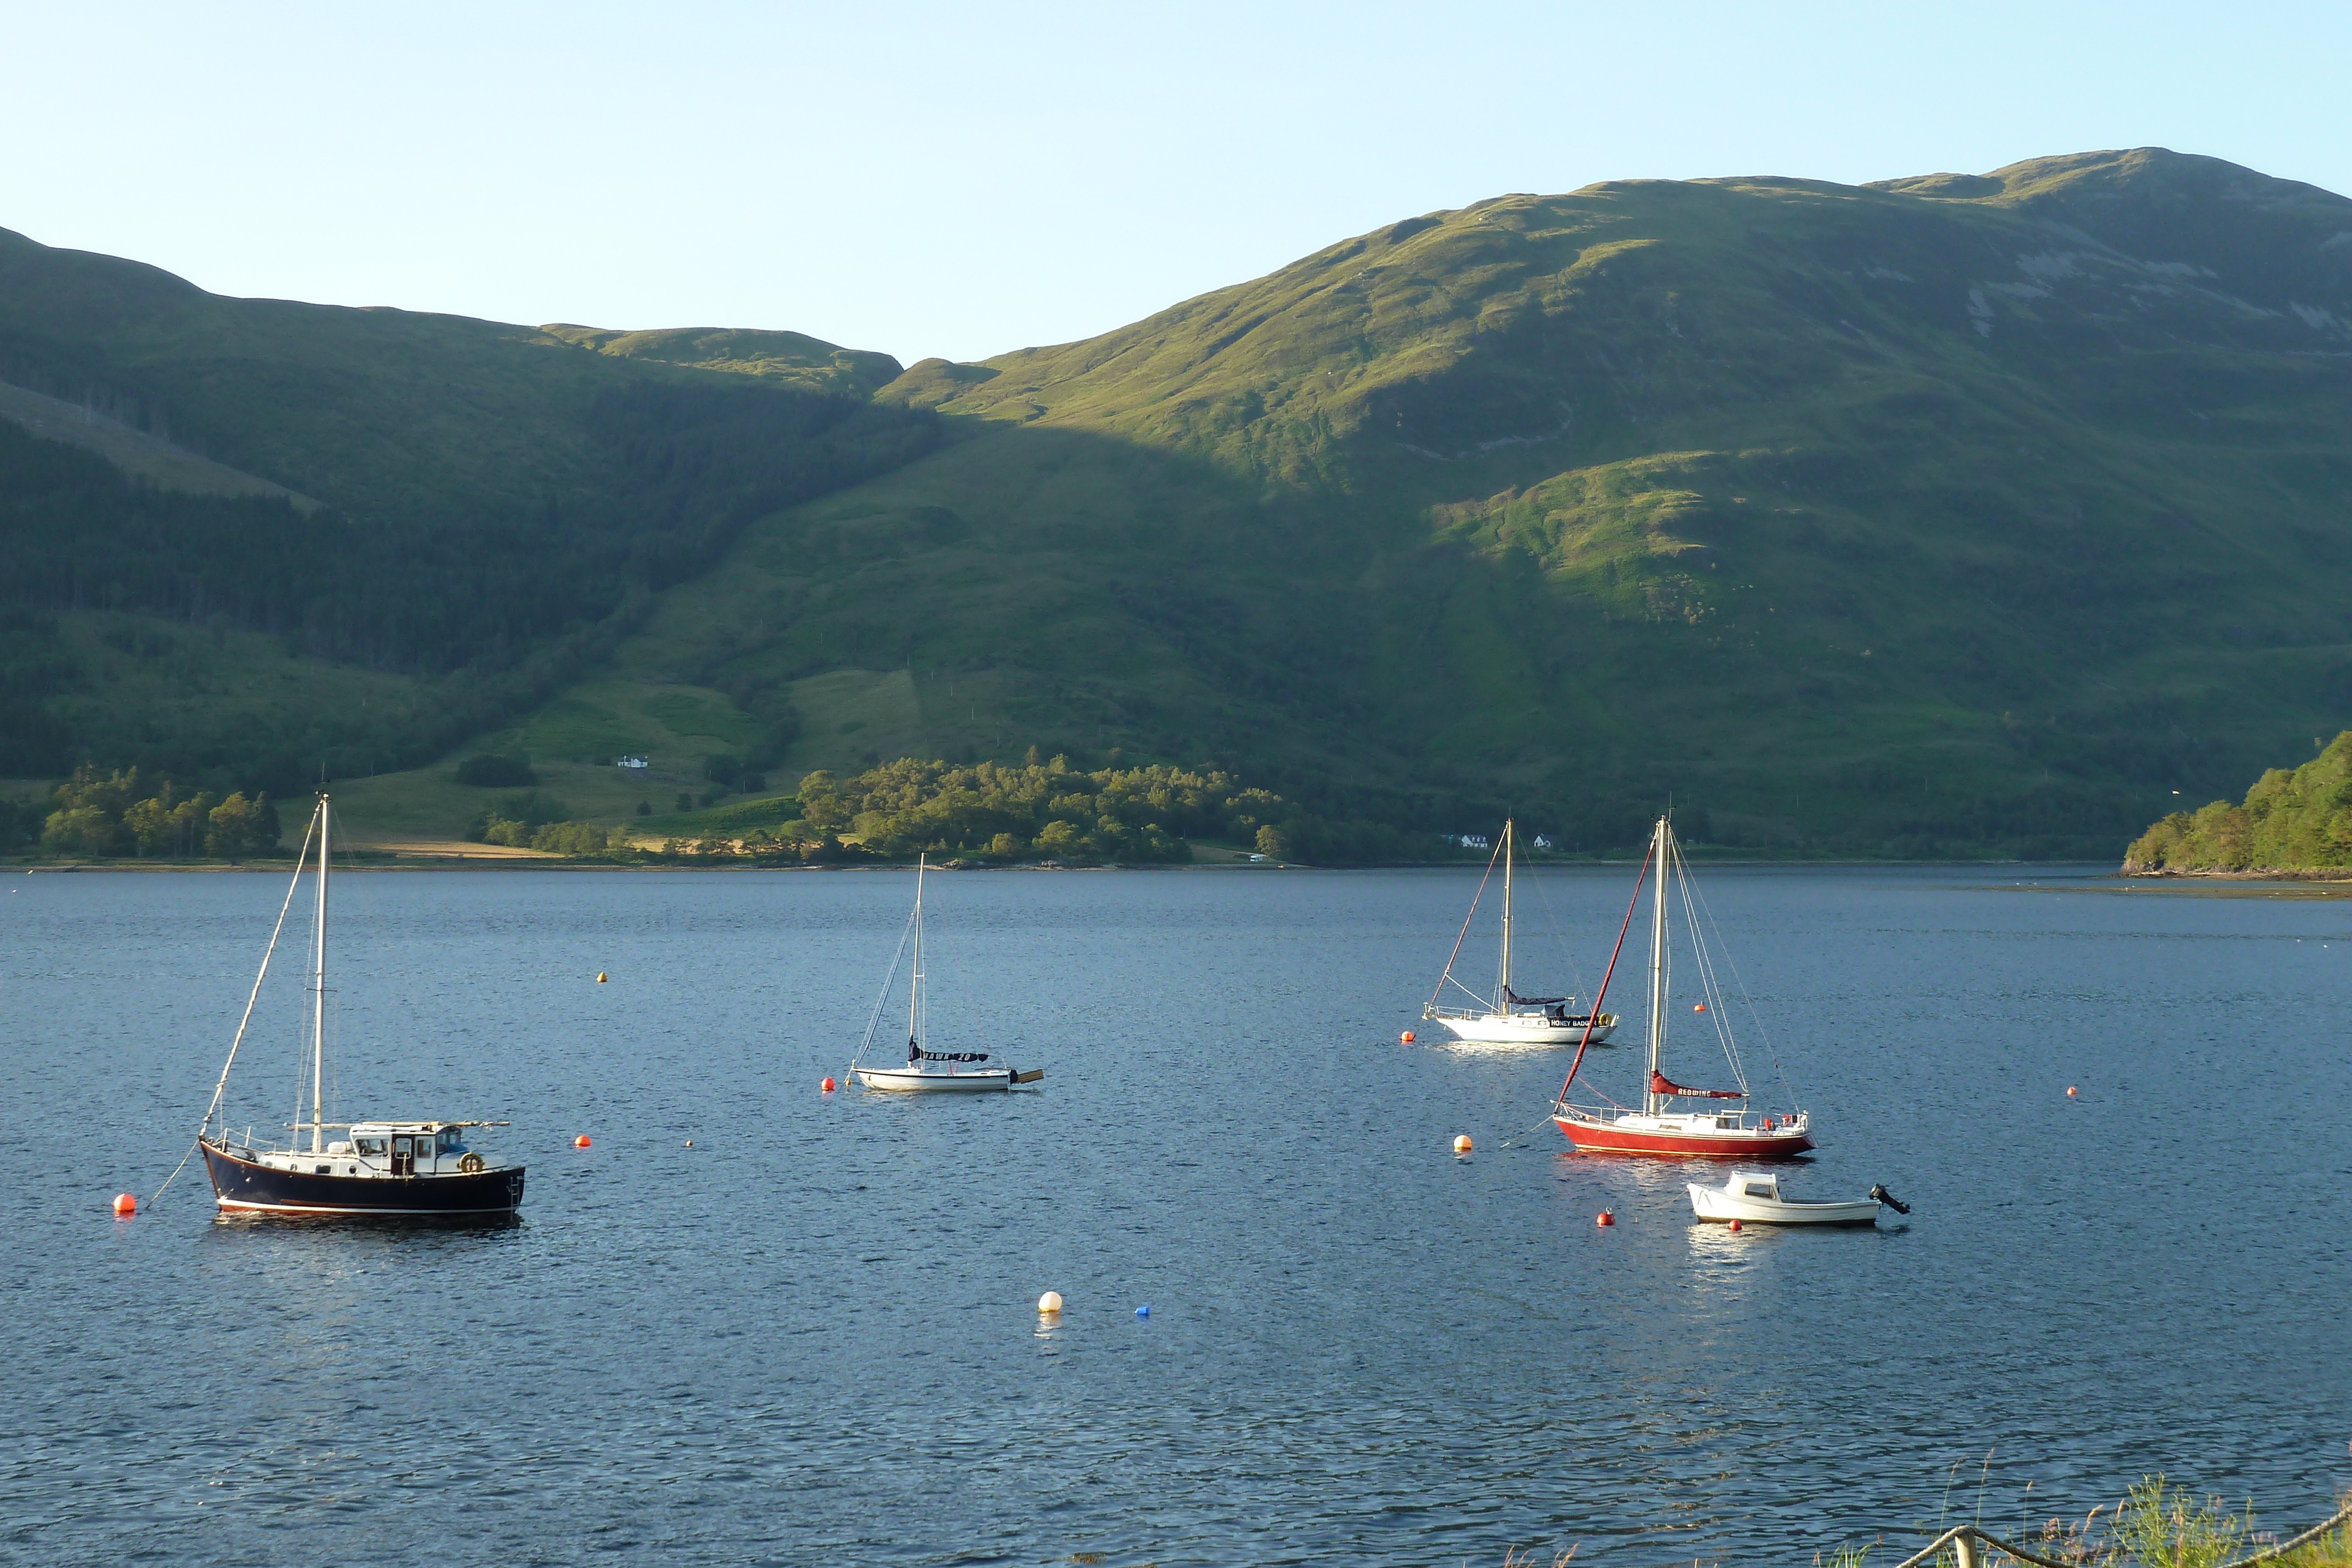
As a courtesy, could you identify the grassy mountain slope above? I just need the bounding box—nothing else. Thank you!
[538,324,903,399]
[781,148,2346,853]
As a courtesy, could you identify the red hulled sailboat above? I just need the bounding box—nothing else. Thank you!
[1551,814,1815,1159]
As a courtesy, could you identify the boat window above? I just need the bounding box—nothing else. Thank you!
[357,1138,385,1155]
[1744,1183,1775,1198]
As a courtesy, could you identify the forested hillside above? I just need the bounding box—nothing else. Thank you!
[8,148,2352,857]
[0,225,937,790]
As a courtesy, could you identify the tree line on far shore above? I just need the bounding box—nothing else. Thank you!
[449,753,1439,865]
[0,750,1459,865]
[2124,731,2352,872]
[1,765,280,858]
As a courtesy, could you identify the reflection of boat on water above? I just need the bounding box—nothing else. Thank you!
[850,855,1041,1093]
[195,794,526,1216]
[1686,1169,1903,1226]
[1424,820,1616,1047]
[1553,814,1815,1159]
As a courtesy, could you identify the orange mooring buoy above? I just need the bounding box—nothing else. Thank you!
[1729,1218,1742,1232]
[1694,1002,1707,1012]
[1400,1030,1415,1044]
[1597,1209,1615,1227]
[574,1134,592,1148]
[112,1193,137,1216]
[1452,1134,1473,1154]
[821,1076,838,1094]
[2067,1085,2079,1098]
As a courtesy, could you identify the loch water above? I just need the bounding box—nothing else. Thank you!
[3,863,2348,1567]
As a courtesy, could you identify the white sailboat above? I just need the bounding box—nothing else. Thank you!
[1424,820,1616,1047]
[849,855,1041,1093]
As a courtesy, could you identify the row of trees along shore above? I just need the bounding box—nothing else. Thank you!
[2125,731,2352,872]
[2,754,1442,864]
[4,765,279,857]
[463,756,1432,865]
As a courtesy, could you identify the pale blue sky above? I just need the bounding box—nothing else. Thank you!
[5,2,2346,366]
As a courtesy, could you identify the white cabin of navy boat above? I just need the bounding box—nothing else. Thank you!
[848,855,1042,1093]
[1423,820,1616,1047]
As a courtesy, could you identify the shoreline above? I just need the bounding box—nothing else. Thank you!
[2120,866,2352,882]
[5,855,2130,874]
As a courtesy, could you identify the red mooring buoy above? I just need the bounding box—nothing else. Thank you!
[821,1076,838,1093]
[1400,1030,1415,1044]
[112,1193,137,1216]
[1597,1209,1615,1228]
[574,1134,592,1148]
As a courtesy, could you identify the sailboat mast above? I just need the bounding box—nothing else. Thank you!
[311,794,329,1154]
[1499,820,1514,1006]
[907,854,926,1050]
[1646,814,1667,1117]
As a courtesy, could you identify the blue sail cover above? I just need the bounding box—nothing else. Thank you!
[1501,985,1568,1006]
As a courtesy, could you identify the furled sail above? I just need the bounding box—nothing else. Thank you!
[1649,1069,1742,1100]
[909,1043,990,1064]
[1501,985,1568,1006]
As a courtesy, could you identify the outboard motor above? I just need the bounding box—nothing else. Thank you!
[1867,1184,1911,1215]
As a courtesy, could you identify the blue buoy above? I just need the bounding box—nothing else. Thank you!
[1135,1305,1151,1318]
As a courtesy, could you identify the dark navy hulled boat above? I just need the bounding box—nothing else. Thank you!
[202,1121,525,1215]
[192,793,526,1218]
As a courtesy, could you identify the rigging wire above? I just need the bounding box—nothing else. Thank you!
[1425,835,1505,1015]
[845,899,918,1081]
[1553,835,1654,1108]
[1672,835,1752,1095]
[1499,838,1653,1147]
[1523,870,1595,1005]
[147,804,319,1208]
[1682,851,1802,1106]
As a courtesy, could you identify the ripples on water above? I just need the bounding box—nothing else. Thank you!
[2,864,2347,1566]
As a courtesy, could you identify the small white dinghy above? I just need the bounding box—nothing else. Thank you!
[1686,1169,1908,1227]
[847,855,1041,1094]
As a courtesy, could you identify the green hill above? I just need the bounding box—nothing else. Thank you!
[0,225,936,790]
[9,148,2352,857]
[639,148,2352,854]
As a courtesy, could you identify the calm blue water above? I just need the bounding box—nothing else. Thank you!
[3,864,2348,1567]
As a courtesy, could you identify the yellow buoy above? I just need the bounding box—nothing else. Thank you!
[1037,1290,1064,1314]
[597,972,608,983]
[1452,1134,1473,1154]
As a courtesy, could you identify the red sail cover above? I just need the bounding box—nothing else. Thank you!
[1649,1070,1742,1100]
